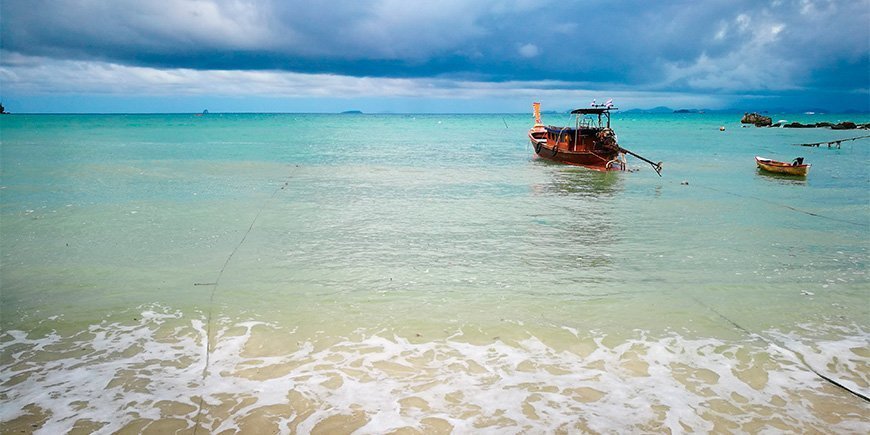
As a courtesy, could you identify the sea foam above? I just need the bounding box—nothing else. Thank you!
[2,305,868,434]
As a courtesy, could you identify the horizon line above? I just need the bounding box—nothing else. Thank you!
[2,109,869,116]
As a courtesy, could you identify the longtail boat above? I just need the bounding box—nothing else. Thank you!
[529,102,662,175]
[755,156,811,176]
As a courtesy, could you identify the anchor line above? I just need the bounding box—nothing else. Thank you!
[192,178,288,433]
[692,297,870,404]
[691,182,868,228]
[681,178,868,401]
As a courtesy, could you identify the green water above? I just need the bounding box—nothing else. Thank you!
[1,113,868,433]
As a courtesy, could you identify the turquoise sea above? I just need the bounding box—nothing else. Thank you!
[1,112,868,433]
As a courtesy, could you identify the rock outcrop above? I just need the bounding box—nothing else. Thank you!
[741,112,772,127]
[783,122,815,128]
[831,121,858,130]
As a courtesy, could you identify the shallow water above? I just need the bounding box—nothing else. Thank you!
[1,113,868,433]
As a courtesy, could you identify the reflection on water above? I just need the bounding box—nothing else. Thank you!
[755,169,809,185]
[525,166,624,283]
[533,164,623,198]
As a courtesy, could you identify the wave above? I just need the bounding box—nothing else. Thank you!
[2,305,868,434]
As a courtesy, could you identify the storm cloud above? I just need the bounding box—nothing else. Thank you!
[1,0,868,112]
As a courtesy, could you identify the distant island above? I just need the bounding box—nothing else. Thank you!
[341,110,363,114]
[620,107,864,115]
[621,106,713,114]
[622,106,674,114]
[0,103,7,114]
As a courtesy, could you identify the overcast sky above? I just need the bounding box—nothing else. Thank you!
[1,0,868,113]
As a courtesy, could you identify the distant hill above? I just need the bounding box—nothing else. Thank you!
[523,106,863,115]
[617,107,851,114]
[340,110,363,114]
[673,109,703,114]
[622,106,675,114]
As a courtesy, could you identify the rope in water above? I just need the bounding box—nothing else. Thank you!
[192,179,288,433]
[685,179,869,402]
[691,297,870,403]
[691,182,868,228]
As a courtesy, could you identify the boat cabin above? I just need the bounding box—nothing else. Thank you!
[544,107,618,153]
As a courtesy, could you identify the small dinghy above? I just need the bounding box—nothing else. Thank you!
[755,156,811,176]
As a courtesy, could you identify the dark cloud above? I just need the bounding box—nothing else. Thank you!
[1,0,868,109]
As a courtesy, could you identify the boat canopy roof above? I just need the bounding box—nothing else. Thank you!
[544,126,601,133]
[570,107,618,115]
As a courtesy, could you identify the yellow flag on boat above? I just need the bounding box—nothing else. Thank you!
[533,102,542,125]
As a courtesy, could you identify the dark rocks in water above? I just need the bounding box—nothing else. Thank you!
[741,112,772,127]
[784,122,815,128]
[777,121,867,130]
[831,121,857,130]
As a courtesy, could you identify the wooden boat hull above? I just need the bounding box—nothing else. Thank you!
[528,127,622,171]
[755,156,810,176]
[530,138,621,170]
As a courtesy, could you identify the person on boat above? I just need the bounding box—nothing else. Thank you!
[792,157,804,166]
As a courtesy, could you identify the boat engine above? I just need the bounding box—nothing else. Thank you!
[597,128,619,150]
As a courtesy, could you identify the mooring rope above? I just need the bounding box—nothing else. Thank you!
[192,178,288,433]
[691,182,868,228]
[689,179,868,403]
[683,175,868,400]
[692,297,870,403]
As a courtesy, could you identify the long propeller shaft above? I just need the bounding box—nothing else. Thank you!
[619,147,663,176]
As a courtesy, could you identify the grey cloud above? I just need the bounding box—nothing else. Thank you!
[1,0,867,97]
